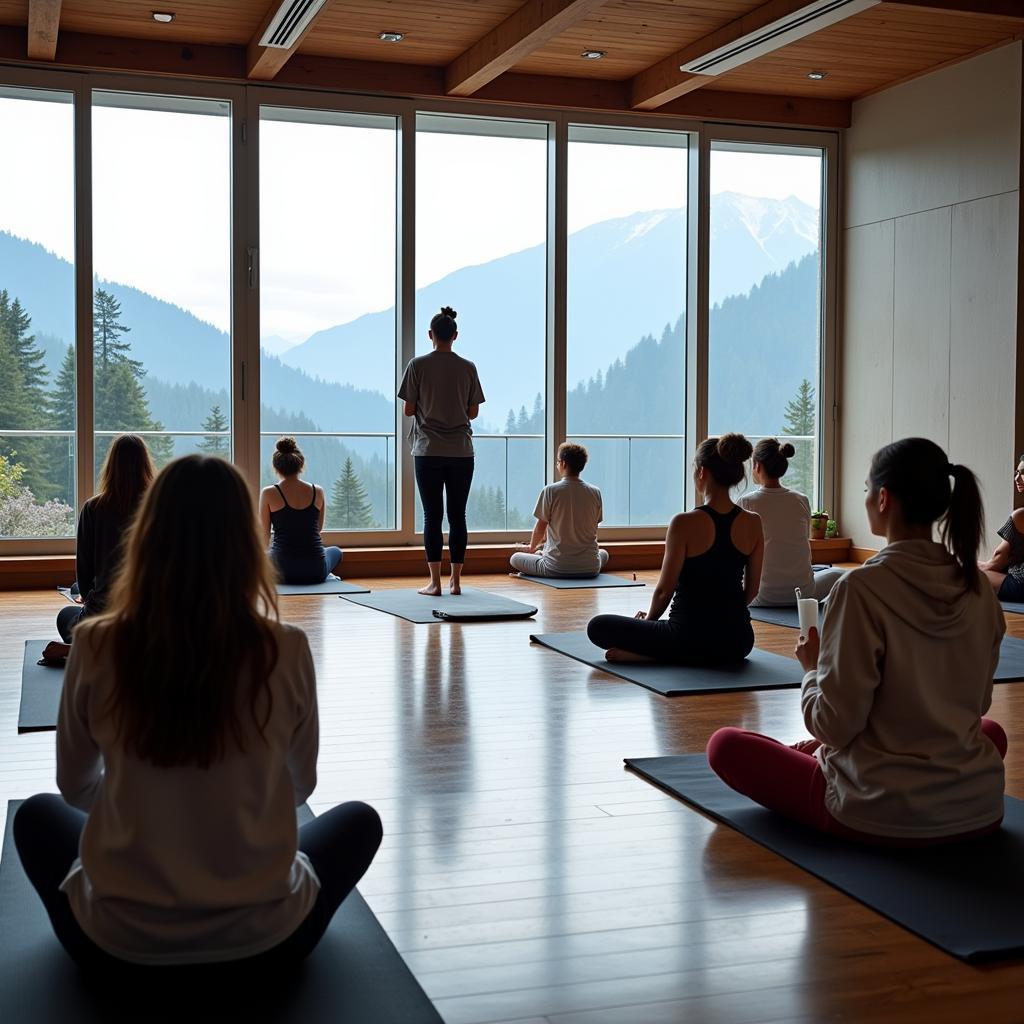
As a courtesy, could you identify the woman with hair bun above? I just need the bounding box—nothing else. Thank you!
[587,433,763,664]
[708,438,1008,845]
[978,452,1024,601]
[258,437,343,585]
[398,306,485,596]
[739,437,845,606]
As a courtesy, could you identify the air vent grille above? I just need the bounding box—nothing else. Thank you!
[259,0,330,49]
[681,0,879,76]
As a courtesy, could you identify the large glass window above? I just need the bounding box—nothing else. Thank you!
[260,107,397,530]
[708,141,824,502]
[91,91,232,479]
[415,114,548,532]
[0,86,76,539]
[566,126,688,526]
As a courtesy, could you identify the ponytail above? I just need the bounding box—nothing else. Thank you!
[868,438,984,591]
[940,463,983,592]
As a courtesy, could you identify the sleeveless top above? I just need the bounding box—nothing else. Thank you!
[997,515,1024,582]
[669,505,751,633]
[270,482,325,559]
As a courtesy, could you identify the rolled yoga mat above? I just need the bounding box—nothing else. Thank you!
[513,572,644,589]
[19,641,64,735]
[529,631,802,696]
[341,587,537,623]
[624,754,1024,963]
[276,576,369,596]
[0,801,442,1024]
[748,606,802,629]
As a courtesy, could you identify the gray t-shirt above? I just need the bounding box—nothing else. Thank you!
[398,351,485,457]
[535,477,604,576]
[737,485,814,604]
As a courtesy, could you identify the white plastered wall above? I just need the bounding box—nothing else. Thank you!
[839,42,1022,549]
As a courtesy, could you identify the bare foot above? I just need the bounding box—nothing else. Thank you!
[449,581,462,595]
[418,583,442,596]
[605,647,656,664]
[41,640,70,663]
[508,571,523,578]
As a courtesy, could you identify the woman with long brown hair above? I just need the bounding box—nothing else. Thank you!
[48,434,155,660]
[15,455,382,970]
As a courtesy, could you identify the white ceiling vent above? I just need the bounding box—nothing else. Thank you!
[258,0,330,49]
[680,0,880,76]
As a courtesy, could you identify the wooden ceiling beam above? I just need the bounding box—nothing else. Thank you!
[27,0,62,61]
[246,0,332,81]
[0,26,851,129]
[884,0,1024,17]
[630,0,842,112]
[445,0,611,97]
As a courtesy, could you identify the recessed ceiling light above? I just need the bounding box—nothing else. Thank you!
[378,31,404,42]
[151,11,175,23]
[807,70,828,80]
[581,49,605,60]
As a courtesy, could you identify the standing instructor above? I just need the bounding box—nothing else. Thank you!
[399,306,485,595]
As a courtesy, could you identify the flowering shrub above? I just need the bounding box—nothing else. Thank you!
[0,474,75,538]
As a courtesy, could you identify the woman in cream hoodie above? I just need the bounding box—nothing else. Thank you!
[708,437,1007,844]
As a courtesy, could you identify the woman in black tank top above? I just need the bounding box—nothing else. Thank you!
[258,438,343,585]
[588,434,764,665]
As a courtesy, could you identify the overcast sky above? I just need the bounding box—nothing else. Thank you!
[1,94,822,344]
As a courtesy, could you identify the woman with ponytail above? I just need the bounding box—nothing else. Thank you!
[398,306,485,596]
[588,434,764,664]
[708,438,1008,845]
[739,438,845,606]
[15,456,381,970]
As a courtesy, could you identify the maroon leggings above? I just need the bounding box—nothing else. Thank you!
[706,719,1008,847]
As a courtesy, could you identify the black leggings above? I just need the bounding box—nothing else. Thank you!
[13,793,382,974]
[414,455,475,563]
[56,605,85,643]
[587,614,754,665]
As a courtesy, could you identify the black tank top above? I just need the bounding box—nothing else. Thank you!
[270,482,325,558]
[669,505,750,628]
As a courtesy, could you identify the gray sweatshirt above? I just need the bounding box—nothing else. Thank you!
[802,539,1005,839]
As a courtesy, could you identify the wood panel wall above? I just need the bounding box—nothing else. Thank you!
[839,41,1022,549]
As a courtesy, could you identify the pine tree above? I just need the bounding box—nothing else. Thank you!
[197,404,230,457]
[327,457,376,529]
[780,378,816,499]
[516,405,529,432]
[504,409,517,435]
[50,346,76,431]
[93,288,139,373]
[0,291,53,498]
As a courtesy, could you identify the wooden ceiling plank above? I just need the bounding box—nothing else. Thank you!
[884,0,1024,18]
[630,0,852,111]
[247,0,333,80]
[27,0,61,60]
[445,0,611,96]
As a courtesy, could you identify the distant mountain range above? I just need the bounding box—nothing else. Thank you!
[1,190,818,439]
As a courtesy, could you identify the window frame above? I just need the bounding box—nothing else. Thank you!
[0,64,838,554]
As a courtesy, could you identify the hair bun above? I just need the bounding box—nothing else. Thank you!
[276,436,298,454]
[779,442,796,459]
[716,432,753,464]
[439,305,457,320]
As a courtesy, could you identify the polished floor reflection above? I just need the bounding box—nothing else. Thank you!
[1,575,1022,1023]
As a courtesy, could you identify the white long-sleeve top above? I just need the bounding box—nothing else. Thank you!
[802,539,1005,839]
[56,619,321,965]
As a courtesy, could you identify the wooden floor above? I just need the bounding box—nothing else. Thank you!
[2,573,1024,1023]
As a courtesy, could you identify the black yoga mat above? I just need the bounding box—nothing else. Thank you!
[748,605,802,629]
[624,754,1024,963]
[514,573,645,590]
[342,586,537,623]
[1001,600,1024,616]
[530,631,801,695]
[0,802,441,1024]
[276,576,369,596]
[19,641,64,734]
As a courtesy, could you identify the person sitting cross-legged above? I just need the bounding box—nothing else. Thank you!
[510,443,608,579]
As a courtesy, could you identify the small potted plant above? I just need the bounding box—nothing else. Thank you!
[810,510,829,540]
[825,518,838,539]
